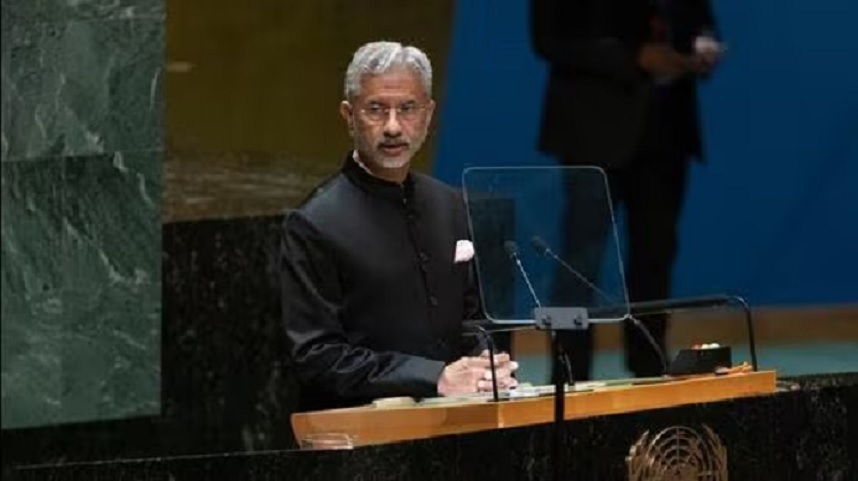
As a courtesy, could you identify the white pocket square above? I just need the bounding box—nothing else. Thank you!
[454,240,474,263]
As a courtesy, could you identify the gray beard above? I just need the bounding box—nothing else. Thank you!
[352,149,410,174]
[354,143,418,170]
[375,155,411,169]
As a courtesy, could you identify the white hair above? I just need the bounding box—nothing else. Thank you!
[344,41,433,100]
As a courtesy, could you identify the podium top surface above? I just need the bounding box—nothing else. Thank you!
[291,370,777,447]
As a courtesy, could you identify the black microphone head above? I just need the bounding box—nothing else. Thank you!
[503,240,519,259]
[529,236,550,255]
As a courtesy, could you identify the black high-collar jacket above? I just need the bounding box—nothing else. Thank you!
[280,154,482,411]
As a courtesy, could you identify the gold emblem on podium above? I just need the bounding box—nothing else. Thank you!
[627,425,727,481]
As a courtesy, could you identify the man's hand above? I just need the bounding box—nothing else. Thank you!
[437,352,520,396]
[437,357,490,396]
[475,350,519,392]
[638,42,693,80]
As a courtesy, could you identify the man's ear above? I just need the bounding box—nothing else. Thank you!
[340,101,355,136]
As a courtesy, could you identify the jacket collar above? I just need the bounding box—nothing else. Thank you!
[341,151,415,202]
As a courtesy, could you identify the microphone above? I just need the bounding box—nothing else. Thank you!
[505,244,575,432]
[528,236,668,374]
[529,236,615,304]
[504,240,542,308]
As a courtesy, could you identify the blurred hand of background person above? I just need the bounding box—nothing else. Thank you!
[638,42,694,80]
[691,34,725,75]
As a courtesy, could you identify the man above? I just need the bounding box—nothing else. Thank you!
[281,41,517,411]
[531,0,723,379]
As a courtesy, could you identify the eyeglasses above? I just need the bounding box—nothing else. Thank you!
[359,103,426,123]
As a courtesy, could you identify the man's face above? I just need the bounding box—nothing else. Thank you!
[341,68,435,170]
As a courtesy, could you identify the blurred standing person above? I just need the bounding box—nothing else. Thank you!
[531,0,724,380]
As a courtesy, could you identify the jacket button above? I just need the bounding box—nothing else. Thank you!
[429,296,438,307]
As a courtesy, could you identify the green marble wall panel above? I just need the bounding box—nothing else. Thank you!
[1,18,163,162]
[1,292,66,429]
[1,152,162,429]
[0,159,65,295]
[59,151,161,424]
[1,0,164,429]
[59,282,160,424]
[62,152,161,289]
[1,0,163,28]
[1,159,65,428]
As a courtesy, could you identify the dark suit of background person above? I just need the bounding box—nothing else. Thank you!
[530,0,720,380]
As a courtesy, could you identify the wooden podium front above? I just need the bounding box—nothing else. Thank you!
[291,370,776,447]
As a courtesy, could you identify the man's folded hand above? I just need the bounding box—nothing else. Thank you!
[476,350,519,392]
[437,351,520,396]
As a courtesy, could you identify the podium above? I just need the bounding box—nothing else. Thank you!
[291,371,776,447]
[9,372,856,481]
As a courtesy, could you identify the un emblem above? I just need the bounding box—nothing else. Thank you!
[627,425,727,481]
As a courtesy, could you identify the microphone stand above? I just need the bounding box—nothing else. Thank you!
[550,330,567,481]
[505,240,584,481]
[530,237,760,370]
[599,294,759,372]
[533,307,589,481]
[468,317,577,481]
[467,324,500,402]
[479,294,758,481]
[488,237,759,481]
[531,294,757,481]
[731,295,759,372]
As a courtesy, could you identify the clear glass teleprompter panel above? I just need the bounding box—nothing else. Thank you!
[462,166,629,325]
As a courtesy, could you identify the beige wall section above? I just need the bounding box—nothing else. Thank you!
[165,1,455,221]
